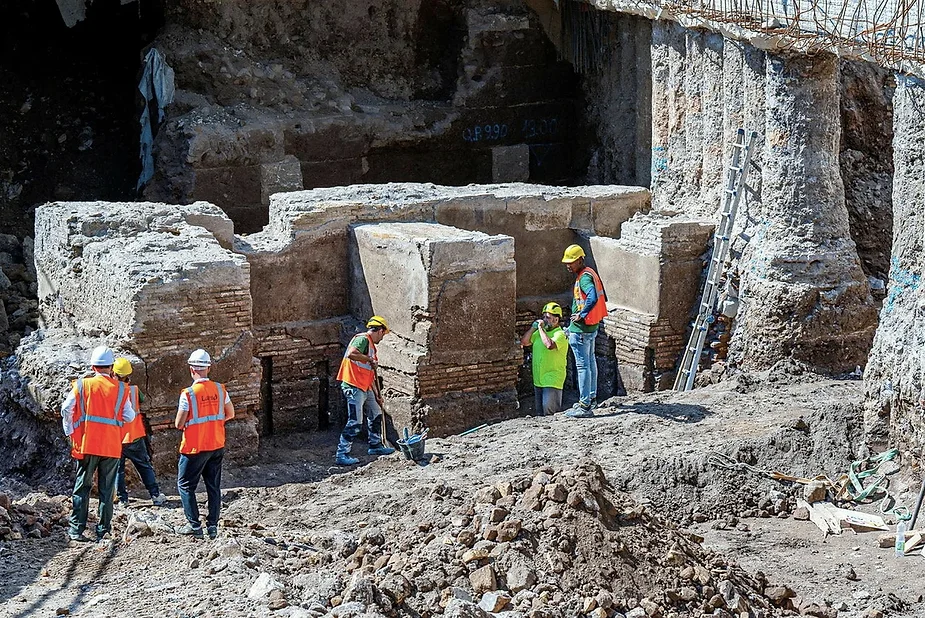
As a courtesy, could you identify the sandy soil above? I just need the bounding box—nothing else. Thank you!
[1,374,921,617]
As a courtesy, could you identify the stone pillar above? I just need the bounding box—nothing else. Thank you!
[699,32,725,217]
[650,20,686,210]
[735,52,876,370]
[681,30,705,208]
[864,75,925,452]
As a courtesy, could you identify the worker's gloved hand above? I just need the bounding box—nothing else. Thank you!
[571,314,583,323]
[370,359,379,371]
[534,320,544,331]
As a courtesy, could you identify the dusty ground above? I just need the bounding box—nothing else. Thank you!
[1,373,922,617]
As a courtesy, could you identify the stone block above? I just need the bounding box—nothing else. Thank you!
[260,155,304,205]
[349,222,517,366]
[492,145,530,183]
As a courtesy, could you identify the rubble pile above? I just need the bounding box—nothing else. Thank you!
[206,461,813,617]
[0,491,68,541]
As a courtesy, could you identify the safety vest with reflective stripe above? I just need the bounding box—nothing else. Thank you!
[336,333,377,391]
[179,380,227,454]
[573,267,608,326]
[70,375,128,459]
[122,385,145,444]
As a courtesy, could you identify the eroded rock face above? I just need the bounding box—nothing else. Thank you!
[736,52,876,372]
[864,75,925,455]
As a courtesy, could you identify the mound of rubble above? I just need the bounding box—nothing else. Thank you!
[202,460,810,618]
[0,491,68,541]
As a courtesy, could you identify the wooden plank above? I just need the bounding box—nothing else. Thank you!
[797,499,840,535]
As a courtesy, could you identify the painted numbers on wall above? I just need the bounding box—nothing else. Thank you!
[462,118,559,143]
[463,123,508,143]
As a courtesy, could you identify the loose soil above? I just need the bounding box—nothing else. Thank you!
[1,373,922,618]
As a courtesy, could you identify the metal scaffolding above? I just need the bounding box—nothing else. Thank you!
[563,0,925,70]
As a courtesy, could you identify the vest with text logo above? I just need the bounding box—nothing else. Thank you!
[179,380,227,454]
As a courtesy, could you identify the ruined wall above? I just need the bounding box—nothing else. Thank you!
[245,183,651,430]
[145,1,589,233]
[26,201,260,466]
[864,75,925,455]
[591,214,713,390]
[639,15,879,373]
[351,222,520,433]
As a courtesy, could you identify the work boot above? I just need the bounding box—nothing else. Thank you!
[207,525,218,540]
[68,532,92,544]
[335,454,359,466]
[564,404,594,418]
[176,522,204,539]
[151,493,167,507]
[368,445,395,456]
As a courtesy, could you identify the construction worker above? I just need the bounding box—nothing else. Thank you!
[334,316,396,466]
[520,302,569,416]
[60,346,136,542]
[112,357,166,507]
[561,244,608,418]
[174,349,235,540]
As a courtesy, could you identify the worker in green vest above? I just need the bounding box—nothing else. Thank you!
[520,302,569,416]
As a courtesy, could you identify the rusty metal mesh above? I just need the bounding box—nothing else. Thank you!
[562,0,925,71]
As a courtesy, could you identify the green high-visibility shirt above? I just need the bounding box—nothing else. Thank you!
[530,327,569,389]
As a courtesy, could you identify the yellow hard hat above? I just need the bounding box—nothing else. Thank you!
[542,302,563,317]
[113,357,133,376]
[366,315,389,332]
[561,244,585,263]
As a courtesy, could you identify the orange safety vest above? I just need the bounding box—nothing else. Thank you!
[573,266,608,325]
[179,380,227,455]
[336,333,377,391]
[122,385,146,444]
[70,374,129,459]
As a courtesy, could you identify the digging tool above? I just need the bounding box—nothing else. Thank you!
[375,373,392,447]
[910,476,925,529]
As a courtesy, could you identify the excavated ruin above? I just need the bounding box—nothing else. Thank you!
[3,0,925,615]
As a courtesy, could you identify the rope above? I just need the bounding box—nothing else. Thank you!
[707,448,910,520]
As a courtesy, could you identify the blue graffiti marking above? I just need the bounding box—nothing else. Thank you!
[884,256,920,315]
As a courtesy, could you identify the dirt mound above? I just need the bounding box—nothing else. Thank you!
[0,491,68,541]
[218,460,807,617]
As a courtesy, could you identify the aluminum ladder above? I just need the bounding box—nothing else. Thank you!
[674,128,758,391]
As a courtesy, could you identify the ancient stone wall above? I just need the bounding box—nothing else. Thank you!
[247,183,652,430]
[145,1,589,233]
[863,75,925,457]
[641,17,879,373]
[26,201,260,466]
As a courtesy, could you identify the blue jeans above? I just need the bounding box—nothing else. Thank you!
[117,438,160,501]
[177,448,224,528]
[336,384,383,458]
[534,387,563,416]
[69,455,119,538]
[568,330,598,407]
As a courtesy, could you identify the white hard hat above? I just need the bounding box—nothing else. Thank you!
[187,349,212,367]
[89,346,115,367]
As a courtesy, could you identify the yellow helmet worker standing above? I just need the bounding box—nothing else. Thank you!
[561,244,607,418]
[521,302,569,416]
[112,357,166,507]
[334,315,395,465]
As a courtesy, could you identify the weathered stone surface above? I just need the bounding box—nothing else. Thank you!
[736,52,877,371]
[865,74,925,456]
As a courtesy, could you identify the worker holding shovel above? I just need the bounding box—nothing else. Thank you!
[334,316,395,466]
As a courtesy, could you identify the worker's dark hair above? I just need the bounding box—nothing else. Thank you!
[369,326,386,332]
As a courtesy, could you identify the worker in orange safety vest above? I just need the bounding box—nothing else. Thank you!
[112,357,166,507]
[334,316,395,466]
[174,349,234,540]
[60,345,136,543]
[561,244,608,418]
